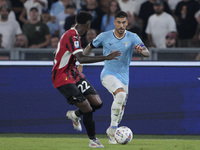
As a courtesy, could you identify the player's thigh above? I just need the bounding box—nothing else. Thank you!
[76,78,102,106]
[57,84,92,112]
[85,94,102,106]
[57,83,87,105]
[101,75,128,94]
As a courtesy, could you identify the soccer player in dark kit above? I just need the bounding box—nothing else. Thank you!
[51,11,121,148]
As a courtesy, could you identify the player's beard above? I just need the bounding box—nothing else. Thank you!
[116,27,125,35]
[155,9,163,15]
[1,14,8,21]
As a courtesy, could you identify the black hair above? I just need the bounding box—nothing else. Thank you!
[106,0,121,27]
[0,4,10,12]
[75,11,93,24]
[66,3,76,9]
[30,7,38,12]
[115,11,127,19]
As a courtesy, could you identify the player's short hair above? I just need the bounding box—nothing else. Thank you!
[75,11,93,24]
[115,11,127,19]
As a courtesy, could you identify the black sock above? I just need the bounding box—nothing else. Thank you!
[83,112,96,140]
[75,109,82,117]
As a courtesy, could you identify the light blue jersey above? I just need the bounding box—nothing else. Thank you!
[92,30,143,85]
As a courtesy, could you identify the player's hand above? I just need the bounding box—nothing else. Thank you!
[134,44,150,57]
[78,65,83,73]
[134,44,143,54]
[106,50,122,60]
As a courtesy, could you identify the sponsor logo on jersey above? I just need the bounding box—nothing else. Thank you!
[74,41,79,48]
[109,43,113,46]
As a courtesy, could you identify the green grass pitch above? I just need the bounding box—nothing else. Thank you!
[0,134,200,150]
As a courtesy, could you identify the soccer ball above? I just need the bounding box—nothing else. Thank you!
[114,126,133,145]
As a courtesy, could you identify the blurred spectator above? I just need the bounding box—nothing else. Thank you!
[174,0,199,47]
[81,0,104,33]
[0,0,16,21]
[41,10,56,36]
[50,0,71,23]
[138,0,171,44]
[64,3,76,31]
[146,0,176,48]
[194,10,200,59]
[126,11,141,37]
[195,10,200,24]
[54,2,71,37]
[0,4,22,49]
[117,0,139,16]
[0,33,9,60]
[134,0,148,13]
[194,10,200,47]
[15,34,28,48]
[19,0,48,24]
[0,33,3,48]
[101,0,120,32]
[165,32,177,47]
[49,35,59,48]
[9,0,25,27]
[71,0,82,11]
[81,28,97,48]
[167,0,182,13]
[22,7,51,48]
[100,0,109,14]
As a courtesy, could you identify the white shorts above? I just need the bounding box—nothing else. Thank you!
[101,75,128,95]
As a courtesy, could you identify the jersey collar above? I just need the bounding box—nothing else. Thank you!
[113,29,126,40]
[71,25,79,36]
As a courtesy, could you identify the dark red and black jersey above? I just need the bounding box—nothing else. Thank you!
[51,28,85,88]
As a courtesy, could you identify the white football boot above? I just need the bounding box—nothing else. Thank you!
[66,110,82,132]
[89,138,104,148]
[106,127,117,144]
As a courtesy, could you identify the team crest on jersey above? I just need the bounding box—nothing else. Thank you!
[123,42,129,47]
[74,41,80,48]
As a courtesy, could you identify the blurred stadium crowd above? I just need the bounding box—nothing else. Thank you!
[0,0,200,60]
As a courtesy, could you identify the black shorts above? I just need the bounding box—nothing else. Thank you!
[57,78,97,105]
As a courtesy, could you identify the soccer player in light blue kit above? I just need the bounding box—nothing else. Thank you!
[79,11,150,144]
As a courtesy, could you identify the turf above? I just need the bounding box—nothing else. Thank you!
[0,134,200,150]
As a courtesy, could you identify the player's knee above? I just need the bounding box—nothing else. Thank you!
[115,92,126,104]
[78,100,93,113]
[112,92,126,110]
[91,102,103,112]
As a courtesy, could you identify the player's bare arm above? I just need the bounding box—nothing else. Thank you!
[75,50,121,64]
[83,43,93,55]
[77,43,93,73]
[134,44,150,57]
[78,44,121,72]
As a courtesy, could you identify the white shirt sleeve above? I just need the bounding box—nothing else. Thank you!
[145,16,152,34]
[168,15,177,32]
[15,21,22,35]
